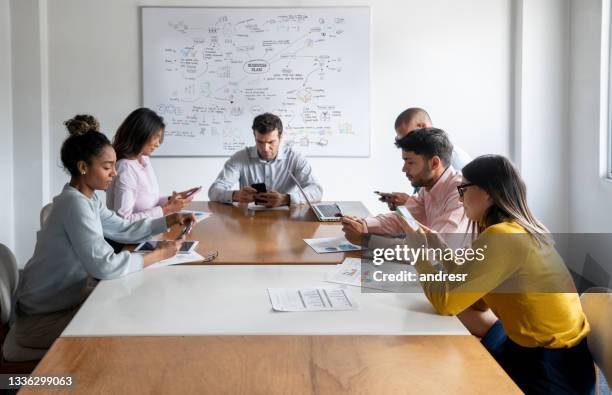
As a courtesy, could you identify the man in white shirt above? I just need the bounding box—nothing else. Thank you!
[208,113,323,208]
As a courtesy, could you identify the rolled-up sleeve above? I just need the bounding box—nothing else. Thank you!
[208,151,244,203]
[366,195,425,234]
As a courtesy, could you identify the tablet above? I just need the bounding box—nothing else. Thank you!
[395,206,420,232]
[134,240,199,254]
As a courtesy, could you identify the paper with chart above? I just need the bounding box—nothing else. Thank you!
[142,7,370,157]
[304,237,361,253]
[180,210,212,222]
[267,287,358,311]
[326,257,419,292]
[146,251,205,269]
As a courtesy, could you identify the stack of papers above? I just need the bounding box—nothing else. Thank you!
[303,237,362,254]
[267,287,359,311]
[232,202,290,211]
[147,252,205,269]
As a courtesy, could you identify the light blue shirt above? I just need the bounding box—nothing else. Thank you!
[17,184,168,315]
[208,145,323,205]
[451,145,472,172]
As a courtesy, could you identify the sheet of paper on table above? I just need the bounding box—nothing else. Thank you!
[325,257,419,292]
[303,237,362,254]
[180,210,212,222]
[232,202,290,211]
[146,252,205,269]
[267,287,359,311]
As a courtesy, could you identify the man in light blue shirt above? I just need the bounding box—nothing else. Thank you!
[378,107,472,209]
[208,113,323,208]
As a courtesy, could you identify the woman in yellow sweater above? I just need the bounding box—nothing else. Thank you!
[399,155,594,394]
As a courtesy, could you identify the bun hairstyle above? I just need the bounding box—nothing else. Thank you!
[64,114,100,136]
[60,114,111,177]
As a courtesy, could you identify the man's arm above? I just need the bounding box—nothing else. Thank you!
[365,192,425,234]
[208,152,244,203]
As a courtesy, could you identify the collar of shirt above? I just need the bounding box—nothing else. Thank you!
[422,165,459,206]
[247,144,288,163]
[137,155,150,169]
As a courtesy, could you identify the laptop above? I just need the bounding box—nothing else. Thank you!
[289,173,342,222]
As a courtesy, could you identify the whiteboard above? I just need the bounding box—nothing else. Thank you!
[141,7,370,157]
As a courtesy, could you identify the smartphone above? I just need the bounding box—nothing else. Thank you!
[251,183,267,204]
[183,186,202,198]
[374,190,392,202]
[395,206,420,232]
[251,183,267,193]
[134,240,199,254]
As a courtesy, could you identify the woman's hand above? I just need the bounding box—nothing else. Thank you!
[178,186,201,200]
[143,240,182,267]
[162,191,190,215]
[417,224,448,250]
[166,212,197,230]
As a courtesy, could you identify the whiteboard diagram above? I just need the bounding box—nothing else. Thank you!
[142,7,370,157]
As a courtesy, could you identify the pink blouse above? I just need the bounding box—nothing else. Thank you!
[106,156,167,221]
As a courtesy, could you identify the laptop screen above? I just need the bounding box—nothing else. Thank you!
[288,173,314,209]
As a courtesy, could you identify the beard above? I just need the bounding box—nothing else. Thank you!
[408,168,434,188]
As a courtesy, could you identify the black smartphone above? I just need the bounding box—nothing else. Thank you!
[251,183,267,204]
[183,186,202,198]
[374,190,392,202]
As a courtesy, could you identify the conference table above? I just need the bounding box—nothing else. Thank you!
[20,201,521,394]
[170,201,371,264]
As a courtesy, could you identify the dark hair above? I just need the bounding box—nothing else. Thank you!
[61,114,110,177]
[394,107,432,129]
[113,108,165,160]
[252,113,283,135]
[394,127,453,167]
[462,155,550,244]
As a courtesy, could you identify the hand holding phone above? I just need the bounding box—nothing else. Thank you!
[181,186,202,199]
[374,190,393,202]
[176,220,195,240]
[251,183,267,205]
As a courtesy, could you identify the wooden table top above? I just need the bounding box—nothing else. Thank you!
[22,336,520,395]
[160,201,371,265]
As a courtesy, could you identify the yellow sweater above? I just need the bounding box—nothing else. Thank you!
[415,221,589,348]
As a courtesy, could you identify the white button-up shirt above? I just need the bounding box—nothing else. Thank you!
[208,144,323,204]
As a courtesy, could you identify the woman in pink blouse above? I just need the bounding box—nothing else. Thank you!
[107,108,199,220]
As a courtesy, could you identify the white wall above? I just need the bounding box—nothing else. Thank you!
[0,0,15,252]
[10,0,583,264]
[516,0,570,233]
[46,0,512,202]
[569,0,612,233]
[10,0,49,265]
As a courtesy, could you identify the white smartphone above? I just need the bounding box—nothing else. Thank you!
[134,240,199,254]
[395,206,420,232]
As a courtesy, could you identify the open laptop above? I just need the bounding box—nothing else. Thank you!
[289,173,342,222]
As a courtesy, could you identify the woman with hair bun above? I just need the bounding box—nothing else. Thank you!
[107,108,200,220]
[4,114,194,355]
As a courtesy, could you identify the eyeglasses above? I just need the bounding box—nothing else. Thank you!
[456,183,475,198]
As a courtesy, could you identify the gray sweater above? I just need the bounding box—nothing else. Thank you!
[17,184,168,315]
